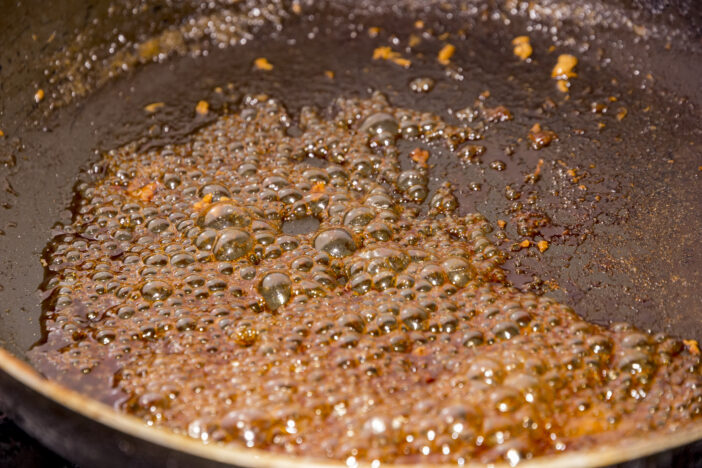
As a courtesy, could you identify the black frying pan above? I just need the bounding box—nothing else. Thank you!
[0,0,700,466]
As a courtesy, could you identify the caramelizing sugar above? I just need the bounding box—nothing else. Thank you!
[34,92,701,465]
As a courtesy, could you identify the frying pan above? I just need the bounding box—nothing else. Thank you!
[0,0,700,466]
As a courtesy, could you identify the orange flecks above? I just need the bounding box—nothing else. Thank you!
[129,182,159,202]
[408,34,421,48]
[616,108,628,121]
[512,35,532,60]
[311,182,326,193]
[291,2,302,14]
[410,147,430,168]
[193,193,213,211]
[372,46,411,68]
[519,239,531,248]
[414,20,424,29]
[552,54,577,92]
[367,26,381,38]
[534,159,544,177]
[392,57,412,68]
[324,70,335,79]
[556,79,570,93]
[552,54,578,78]
[34,88,45,103]
[144,102,165,113]
[373,46,392,60]
[528,123,558,150]
[537,240,550,253]
[438,44,456,65]
[253,57,274,71]
[196,100,209,115]
[684,340,700,355]
[0,129,4,137]
[497,220,507,229]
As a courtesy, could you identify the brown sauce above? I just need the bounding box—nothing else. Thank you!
[31,91,702,465]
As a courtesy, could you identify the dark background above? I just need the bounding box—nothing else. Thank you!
[0,412,72,467]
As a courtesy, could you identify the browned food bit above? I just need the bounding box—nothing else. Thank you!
[556,79,570,93]
[324,70,335,79]
[128,181,159,202]
[567,168,580,182]
[437,43,456,65]
[192,193,213,211]
[253,57,273,71]
[410,147,430,168]
[512,35,533,60]
[591,102,607,114]
[528,123,558,150]
[195,100,209,115]
[552,54,578,79]
[537,240,550,252]
[34,88,45,103]
[144,102,165,113]
[310,181,326,192]
[367,26,381,38]
[372,46,411,68]
[514,209,551,237]
[525,158,545,184]
[552,54,578,93]
[685,340,701,355]
[484,105,513,122]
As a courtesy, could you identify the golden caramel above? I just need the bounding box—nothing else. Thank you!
[34,92,702,465]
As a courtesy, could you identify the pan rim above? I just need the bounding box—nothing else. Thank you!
[1,347,701,468]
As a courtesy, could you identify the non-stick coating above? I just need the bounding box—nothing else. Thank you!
[0,0,700,466]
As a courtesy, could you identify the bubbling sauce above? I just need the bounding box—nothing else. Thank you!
[34,92,701,464]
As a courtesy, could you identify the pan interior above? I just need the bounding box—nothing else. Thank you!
[0,0,700,465]
[0,0,699,356]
